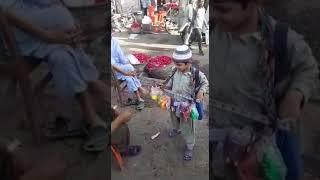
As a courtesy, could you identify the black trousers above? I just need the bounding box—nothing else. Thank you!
[189,28,203,52]
[143,8,148,16]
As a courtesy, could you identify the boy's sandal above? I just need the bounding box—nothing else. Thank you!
[120,145,141,157]
[168,129,181,138]
[183,148,193,161]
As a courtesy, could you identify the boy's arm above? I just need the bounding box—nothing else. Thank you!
[196,71,209,100]
[198,71,209,94]
[278,29,319,119]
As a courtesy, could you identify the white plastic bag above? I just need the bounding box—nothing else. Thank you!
[142,16,152,24]
[127,54,141,64]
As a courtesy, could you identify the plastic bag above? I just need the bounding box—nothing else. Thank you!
[142,16,152,24]
[262,141,287,180]
[158,95,171,110]
[150,86,163,102]
[190,104,199,121]
[127,54,141,65]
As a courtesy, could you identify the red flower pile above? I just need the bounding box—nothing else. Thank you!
[132,53,151,64]
[146,55,172,71]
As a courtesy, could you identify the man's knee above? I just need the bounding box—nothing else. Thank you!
[47,49,74,68]
[111,124,130,145]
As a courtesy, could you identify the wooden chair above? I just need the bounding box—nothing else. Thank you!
[111,67,127,106]
[0,11,52,144]
[111,64,147,105]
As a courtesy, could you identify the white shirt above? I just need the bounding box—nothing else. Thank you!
[141,0,148,8]
[186,3,193,21]
[194,7,208,29]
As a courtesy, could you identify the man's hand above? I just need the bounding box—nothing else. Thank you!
[124,71,136,77]
[45,29,82,44]
[196,90,204,101]
[278,90,304,120]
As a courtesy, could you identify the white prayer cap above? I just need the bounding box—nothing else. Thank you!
[172,45,192,62]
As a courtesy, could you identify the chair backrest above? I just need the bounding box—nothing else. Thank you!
[0,12,8,61]
[0,11,19,62]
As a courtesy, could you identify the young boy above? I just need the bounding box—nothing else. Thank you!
[163,45,208,161]
[211,0,319,179]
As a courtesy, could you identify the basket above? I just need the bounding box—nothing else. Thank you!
[132,63,146,74]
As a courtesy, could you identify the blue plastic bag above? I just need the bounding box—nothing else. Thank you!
[276,129,303,180]
[195,101,204,120]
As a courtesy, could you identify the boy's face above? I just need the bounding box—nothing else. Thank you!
[213,1,256,32]
[174,61,191,72]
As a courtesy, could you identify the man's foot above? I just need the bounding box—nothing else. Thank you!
[168,129,181,138]
[126,98,138,106]
[184,147,193,161]
[199,50,204,56]
[120,145,141,157]
[136,100,145,110]
[45,116,86,140]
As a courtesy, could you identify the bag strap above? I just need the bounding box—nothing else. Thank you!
[162,67,177,88]
[191,66,202,98]
[193,67,200,91]
[274,22,289,85]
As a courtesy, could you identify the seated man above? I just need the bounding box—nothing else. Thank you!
[111,37,148,110]
[0,1,108,152]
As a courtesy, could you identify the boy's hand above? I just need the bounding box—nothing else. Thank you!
[278,90,304,121]
[196,90,204,101]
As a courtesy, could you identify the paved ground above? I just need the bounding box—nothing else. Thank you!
[111,32,210,180]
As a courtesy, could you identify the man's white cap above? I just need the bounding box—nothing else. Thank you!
[172,45,192,62]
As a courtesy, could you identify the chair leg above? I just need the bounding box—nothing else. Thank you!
[33,72,53,96]
[113,85,123,106]
[18,77,42,145]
